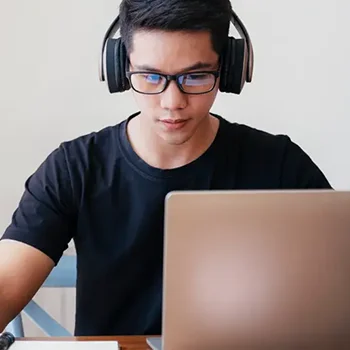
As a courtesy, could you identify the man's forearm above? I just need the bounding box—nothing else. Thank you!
[0,291,20,333]
[0,240,55,333]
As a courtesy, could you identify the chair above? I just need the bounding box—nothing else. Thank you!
[5,255,77,337]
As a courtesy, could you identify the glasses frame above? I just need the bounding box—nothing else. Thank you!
[125,70,220,95]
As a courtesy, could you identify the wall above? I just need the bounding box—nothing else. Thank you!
[0,0,349,336]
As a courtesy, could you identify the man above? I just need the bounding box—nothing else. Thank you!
[0,0,331,336]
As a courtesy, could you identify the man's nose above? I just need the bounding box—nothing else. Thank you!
[160,81,188,110]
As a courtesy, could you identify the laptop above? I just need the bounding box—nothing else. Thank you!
[147,190,350,350]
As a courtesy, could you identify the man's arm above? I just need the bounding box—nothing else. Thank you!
[0,240,55,332]
[0,144,79,331]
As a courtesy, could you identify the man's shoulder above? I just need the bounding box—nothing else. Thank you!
[59,121,124,158]
[218,115,291,154]
[37,117,130,187]
[216,115,331,189]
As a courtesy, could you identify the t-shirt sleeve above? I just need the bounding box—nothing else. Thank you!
[280,138,332,189]
[1,145,77,265]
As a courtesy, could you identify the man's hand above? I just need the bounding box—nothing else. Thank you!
[0,240,54,332]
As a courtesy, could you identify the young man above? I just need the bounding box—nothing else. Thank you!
[0,0,331,336]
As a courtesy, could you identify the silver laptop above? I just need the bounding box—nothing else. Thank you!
[148,190,350,349]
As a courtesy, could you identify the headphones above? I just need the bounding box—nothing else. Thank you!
[99,9,254,95]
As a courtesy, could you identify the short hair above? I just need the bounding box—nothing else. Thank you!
[119,0,232,56]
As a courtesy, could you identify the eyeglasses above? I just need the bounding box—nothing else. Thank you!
[126,70,220,95]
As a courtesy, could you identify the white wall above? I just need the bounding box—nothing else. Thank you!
[1,0,349,335]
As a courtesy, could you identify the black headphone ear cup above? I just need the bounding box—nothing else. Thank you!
[118,39,130,91]
[104,38,130,93]
[105,38,119,93]
[228,38,238,91]
[219,40,231,92]
[219,37,247,94]
[232,38,247,94]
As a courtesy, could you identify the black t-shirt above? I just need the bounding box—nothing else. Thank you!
[2,113,331,336]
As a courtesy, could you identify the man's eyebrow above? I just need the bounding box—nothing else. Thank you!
[132,61,217,73]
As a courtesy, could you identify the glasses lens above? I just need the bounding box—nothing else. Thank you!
[130,73,166,94]
[178,73,216,93]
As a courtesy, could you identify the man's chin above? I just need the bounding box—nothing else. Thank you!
[159,132,193,146]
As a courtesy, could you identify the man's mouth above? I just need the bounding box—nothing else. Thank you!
[160,119,189,130]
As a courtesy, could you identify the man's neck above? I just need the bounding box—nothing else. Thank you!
[126,114,220,170]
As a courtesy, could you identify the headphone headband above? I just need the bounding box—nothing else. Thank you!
[231,9,254,83]
[99,16,120,82]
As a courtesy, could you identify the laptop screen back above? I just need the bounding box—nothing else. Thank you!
[162,190,350,349]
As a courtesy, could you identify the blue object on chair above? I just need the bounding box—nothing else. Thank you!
[43,255,77,288]
[6,255,77,337]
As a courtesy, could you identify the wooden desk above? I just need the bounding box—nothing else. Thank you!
[18,336,155,350]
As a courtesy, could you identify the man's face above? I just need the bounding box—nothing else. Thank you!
[128,30,220,146]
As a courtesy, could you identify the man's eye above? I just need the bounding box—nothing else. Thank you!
[181,73,213,86]
[186,74,206,80]
[144,74,162,84]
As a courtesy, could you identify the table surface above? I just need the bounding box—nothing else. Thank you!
[18,336,155,350]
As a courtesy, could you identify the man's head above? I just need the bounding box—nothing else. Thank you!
[119,0,233,146]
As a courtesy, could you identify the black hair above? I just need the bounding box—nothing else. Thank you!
[119,0,232,56]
